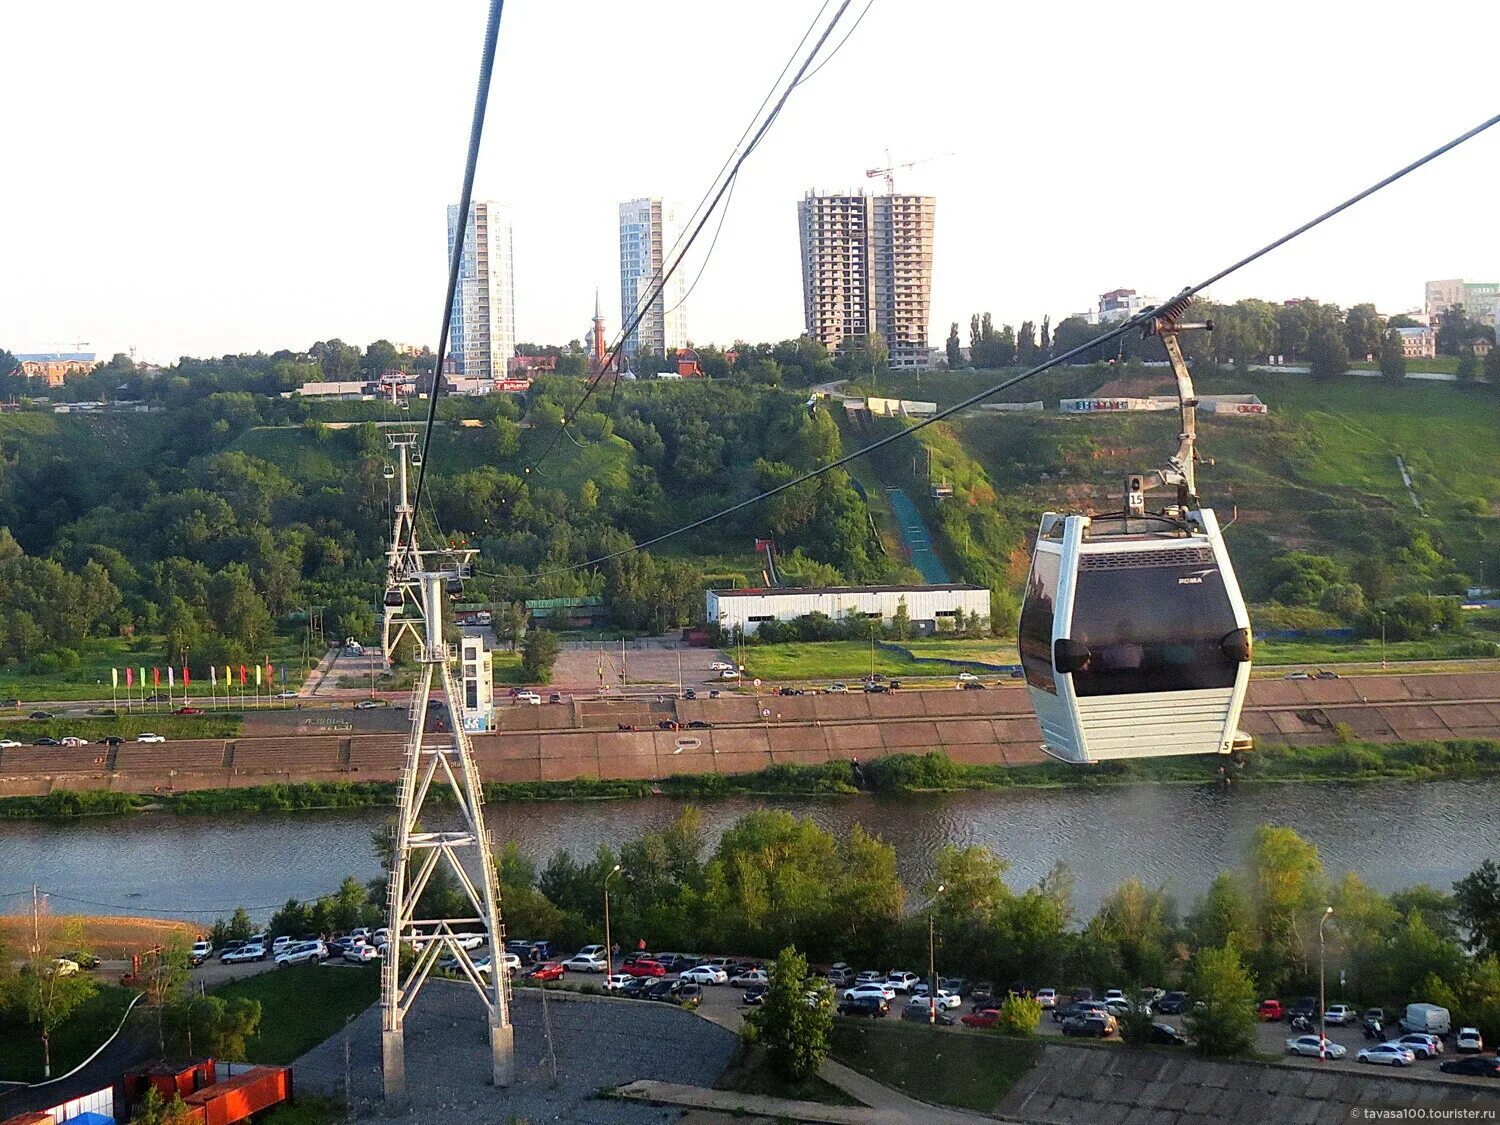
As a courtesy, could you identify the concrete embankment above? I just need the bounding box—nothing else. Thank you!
[1,671,1497,798]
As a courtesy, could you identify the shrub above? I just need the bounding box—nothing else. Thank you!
[994,993,1043,1036]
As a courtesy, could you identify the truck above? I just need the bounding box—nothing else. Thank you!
[1399,1002,1451,1036]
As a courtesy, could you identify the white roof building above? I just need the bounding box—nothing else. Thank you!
[707,583,990,636]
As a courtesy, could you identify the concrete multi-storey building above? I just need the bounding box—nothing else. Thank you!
[1095,288,1153,324]
[446,201,515,380]
[11,352,95,387]
[618,198,688,360]
[1425,279,1499,326]
[797,191,935,368]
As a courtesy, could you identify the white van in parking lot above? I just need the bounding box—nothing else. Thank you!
[1399,1002,1451,1036]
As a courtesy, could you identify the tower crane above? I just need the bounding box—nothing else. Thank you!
[864,151,952,193]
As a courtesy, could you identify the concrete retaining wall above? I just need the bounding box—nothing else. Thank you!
[998,1038,1499,1124]
[0,672,1497,797]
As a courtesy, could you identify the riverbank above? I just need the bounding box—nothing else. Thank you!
[1,738,1496,820]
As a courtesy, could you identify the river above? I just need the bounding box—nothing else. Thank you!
[2,780,1496,923]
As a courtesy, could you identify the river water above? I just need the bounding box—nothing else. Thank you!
[2,780,1496,923]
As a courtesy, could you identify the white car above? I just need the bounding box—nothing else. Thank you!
[1286,1035,1346,1058]
[222,944,265,964]
[271,935,295,955]
[500,952,522,974]
[854,970,884,985]
[885,971,921,993]
[957,672,979,682]
[563,953,607,973]
[708,661,734,672]
[1358,1043,1415,1067]
[730,969,768,988]
[515,692,542,705]
[135,733,165,743]
[345,944,379,963]
[907,990,961,1011]
[1457,1027,1485,1053]
[604,973,632,991]
[844,982,896,1003]
[1323,1004,1356,1026]
[1036,988,1058,1009]
[574,943,606,960]
[1104,998,1149,1018]
[276,691,298,699]
[680,964,729,985]
[60,737,89,747]
[49,958,81,976]
[275,941,325,967]
[191,940,213,963]
[1103,989,1126,1003]
[354,699,386,709]
[452,933,486,951]
[0,739,22,749]
[1391,1032,1442,1058]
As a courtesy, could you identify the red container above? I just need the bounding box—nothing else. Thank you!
[183,1066,292,1125]
[124,1058,217,1105]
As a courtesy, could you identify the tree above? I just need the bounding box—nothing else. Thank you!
[1456,354,1478,382]
[1185,943,1257,1056]
[23,950,98,1077]
[993,992,1042,1036]
[1344,303,1385,361]
[1016,320,1039,365]
[1378,329,1406,382]
[1455,859,1500,957]
[744,946,832,1080]
[945,323,961,368]
[165,994,262,1060]
[1307,322,1349,380]
[520,626,561,682]
[890,597,911,640]
[131,1088,196,1125]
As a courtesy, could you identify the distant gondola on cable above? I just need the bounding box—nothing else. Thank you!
[1017,299,1252,764]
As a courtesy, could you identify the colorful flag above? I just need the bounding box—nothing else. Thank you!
[139,667,146,691]
[210,666,217,687]
[125,667,134,688]
[224,665,231,688]
[254,664,262,687]
[168,667,175,688]
[152,667,160,688]
[239,664,248,686]
[264,660,273,686]
[182,666,190,687]
[111,668,118,689]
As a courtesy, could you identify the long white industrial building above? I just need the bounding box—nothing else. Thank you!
[707,584,991,636]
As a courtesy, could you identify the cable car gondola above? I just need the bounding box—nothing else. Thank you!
[384,587,404,609]
[383,464,395,480]
[1017,303,1252,764]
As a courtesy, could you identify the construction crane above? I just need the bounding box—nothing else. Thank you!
[864,150,952,193]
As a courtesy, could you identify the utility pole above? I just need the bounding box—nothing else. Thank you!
[604,864,621,980]
[1318,906,1333,1061]
[927,883,945,1024]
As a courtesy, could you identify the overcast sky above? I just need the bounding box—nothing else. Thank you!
[3,0,1496,364]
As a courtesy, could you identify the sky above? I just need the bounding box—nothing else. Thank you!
[3,0,1497,365]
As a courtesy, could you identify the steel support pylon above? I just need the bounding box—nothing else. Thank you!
[380,559,512,1102]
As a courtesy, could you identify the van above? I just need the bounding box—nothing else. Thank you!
[1399,1002,1451,1036]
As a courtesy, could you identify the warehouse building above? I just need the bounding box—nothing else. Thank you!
[706,583,990,636]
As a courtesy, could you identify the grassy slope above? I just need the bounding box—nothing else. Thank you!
[214,963,379,1063]
[828,1020,1036,1112]
[714,1045,862,1106]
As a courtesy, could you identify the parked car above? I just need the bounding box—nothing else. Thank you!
[826,682,849,693]
[1285,1035,1346,1058]
[271,935,295,955]
[687,720,712,729]
[136,733,166,743]
[1150,1024,1188,1046]
[563,953,607,973]
[960,680,987,690]
[29,710,53,720]
[1257,999,1284,1021]
[624,957,669,978]
[824,963,855,987]
[1440,1055,1500,1077]
[854,970,884,985]
[957,672,980,682]
[680,964,728,985]
[1324,1004,1357,1026]
[60,736,89,747]
[515,692,542,705]
[222,944,266,964]
[1035,987,1058,1009]
[33,737,60,746]
[190,940,213,965]
[275,941,324,967]
[604,974,632,992]
[962,1008,1002,1028]
[1103,989,1126,1003]
[345,944,379,963]
[61,950,101,970]
[730,968,769,988]
[1457,1027,1485,1054]
[709,662,734,672]
[0,739,20,749]
[1054,1000,1109,1023]
[844,982,896,1003]
[1156,991,1188,1015]
[1357,1044,1416,1067]
[838,994,889,1019]
[1391,1032,1442,1059]
[908,990,962,1012]
[48,958,80,977]
[175,707,205,715]
[885,971,921,993]
[524,962,565,982]
[1399,1003,1451,1036]
[741,984,768,1006]
[1287,996,1319,1024]
[1062,1013,1116,1038]
[354,699,386,709]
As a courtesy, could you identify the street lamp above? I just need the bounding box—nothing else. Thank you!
[1318,905,1334,1060]
[928,884,946,1024]
[603,864,622,981]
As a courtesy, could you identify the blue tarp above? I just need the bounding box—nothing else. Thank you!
[64,1114,115,1125]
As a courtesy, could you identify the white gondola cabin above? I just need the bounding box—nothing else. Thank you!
[1018,507,1251,763]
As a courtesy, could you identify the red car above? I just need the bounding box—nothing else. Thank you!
[621,957,667,977]
[1257,999,1284,1021]
[174,706,205,716]
[525,961,565,982]
[962,1008,1001,1028]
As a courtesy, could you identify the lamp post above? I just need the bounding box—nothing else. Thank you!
[928,883,946,1024]
[603,864,622,981]
[1318,905,1334,1060]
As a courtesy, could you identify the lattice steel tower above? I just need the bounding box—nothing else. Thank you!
[379,438,513,1100]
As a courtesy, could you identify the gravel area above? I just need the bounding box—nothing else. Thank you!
[295,982,738,1123]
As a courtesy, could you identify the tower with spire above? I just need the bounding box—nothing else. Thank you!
[590,289,612,376]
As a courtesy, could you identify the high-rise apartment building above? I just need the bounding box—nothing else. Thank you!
[618,198,688,360]
[1425,278,1499,326]
[446,201,515,380]
[797,191,935,368]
